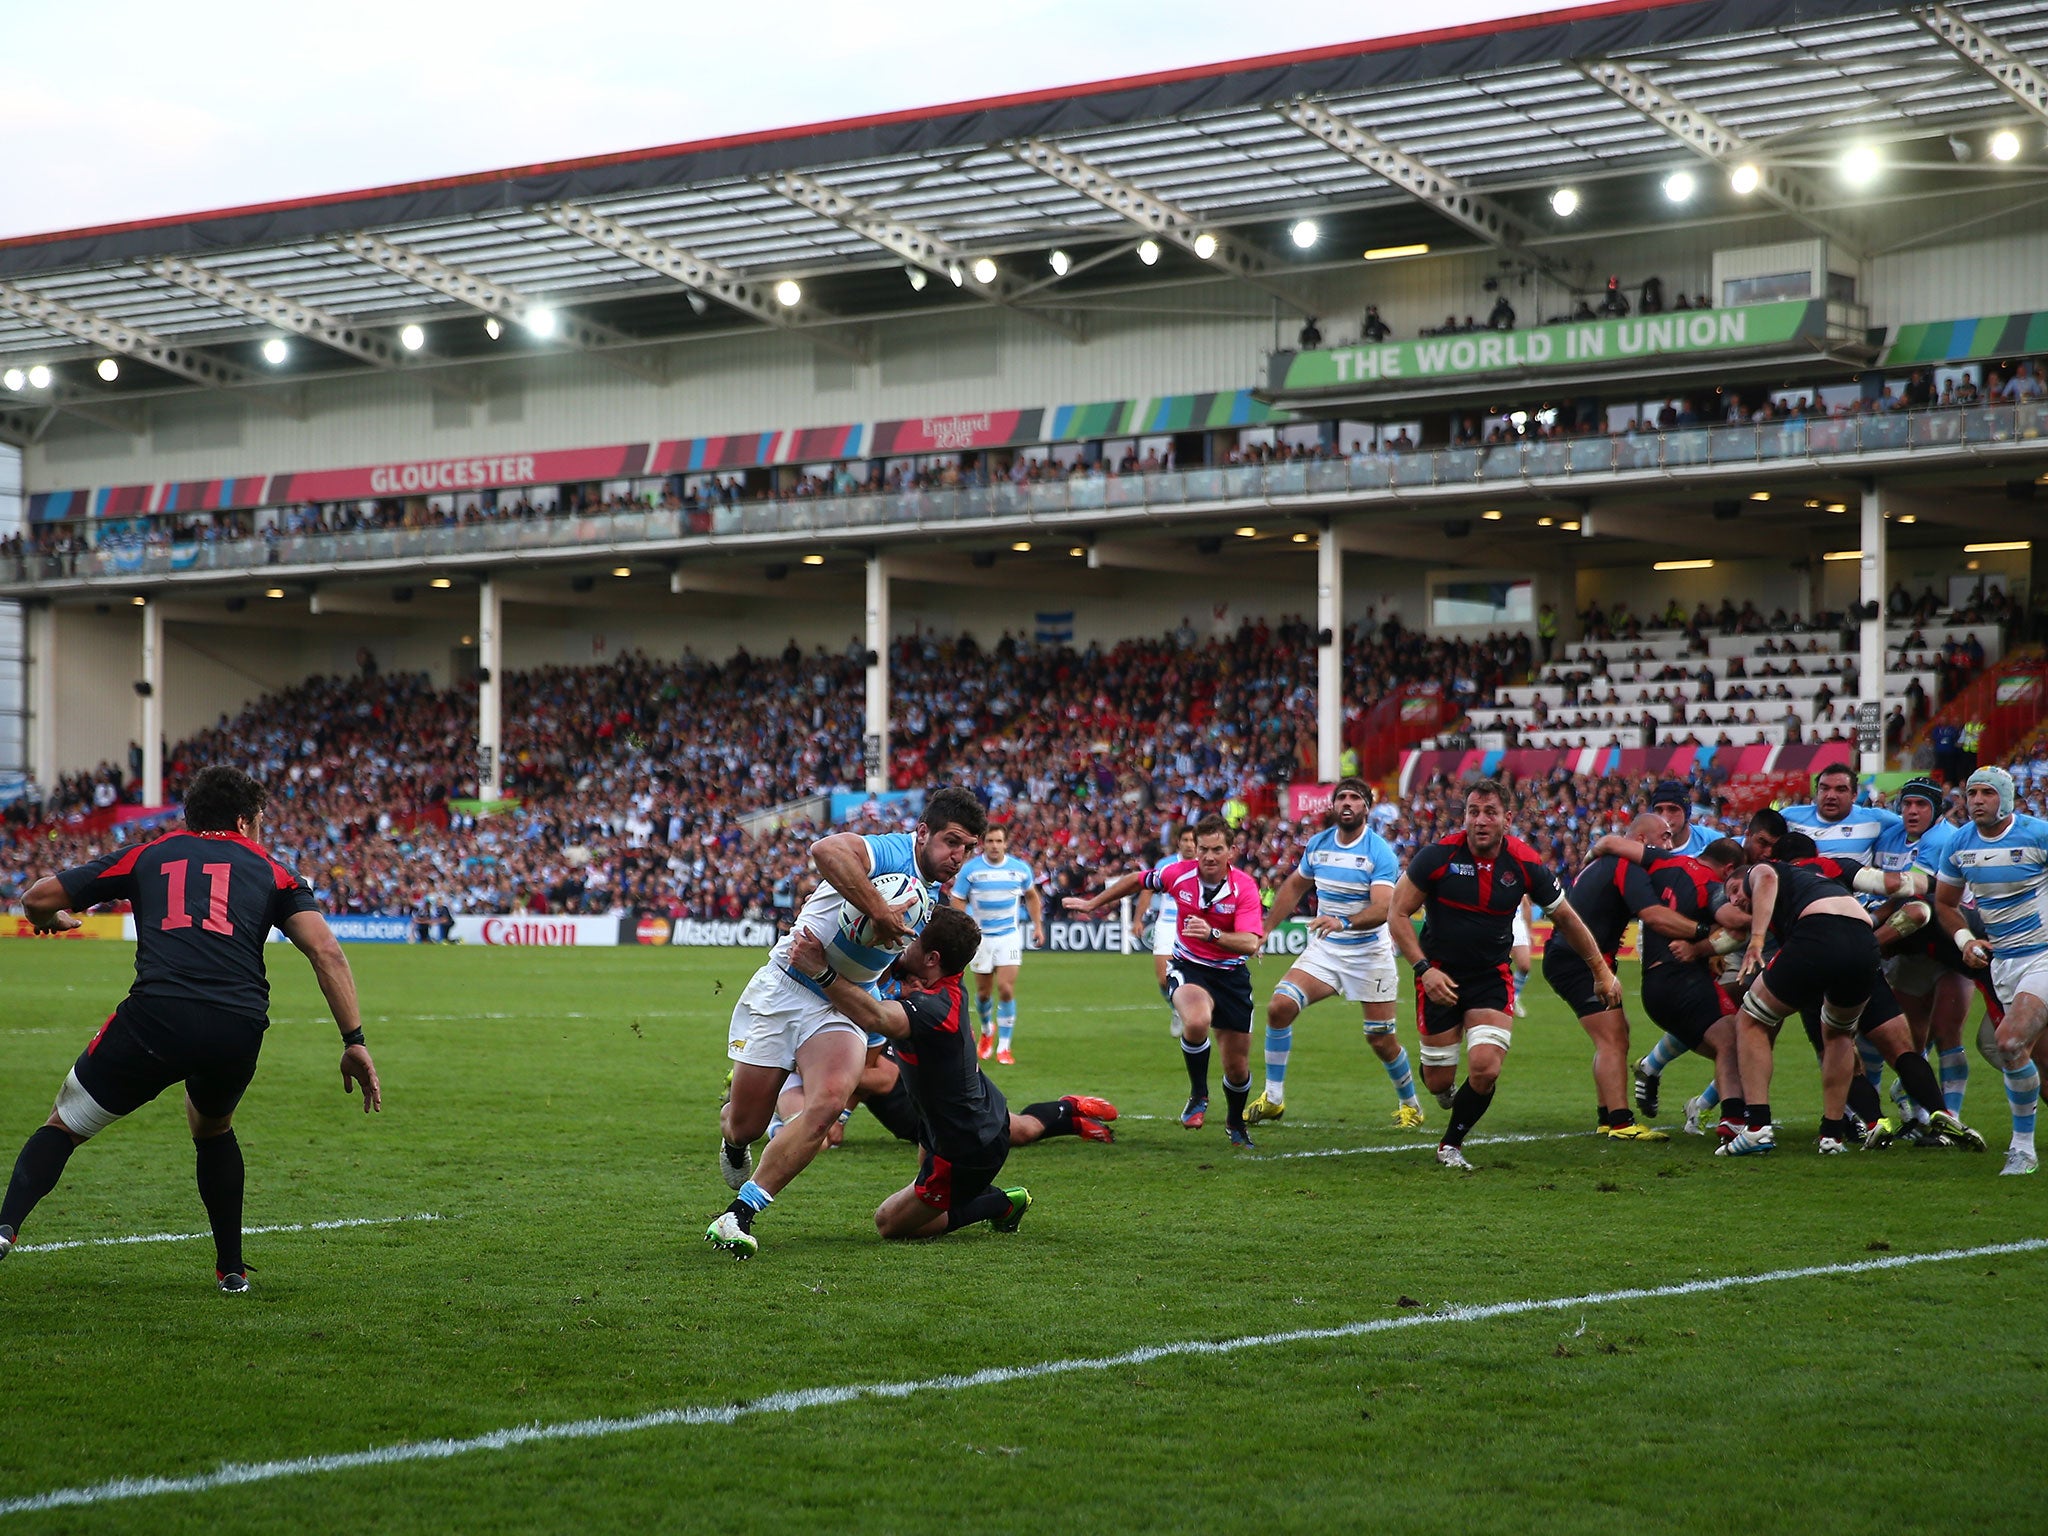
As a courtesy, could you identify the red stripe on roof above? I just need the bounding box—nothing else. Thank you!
[0,0,1686,251]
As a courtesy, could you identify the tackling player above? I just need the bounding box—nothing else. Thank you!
[1934,766,2048,1175]
[951,823,1045,1065]
[1872,778,1973,1139]
[0,766,381,1290]
[1067,816,1266,1145]
[774,1051,1119,1147]
[1247,779,1423,1129]
[1388,779,1622,1169]
[1141,827,1198,1036]
[1650,779,1718,857]
[710,786,985,1253]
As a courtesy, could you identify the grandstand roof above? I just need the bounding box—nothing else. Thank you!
[4,0,2047,401]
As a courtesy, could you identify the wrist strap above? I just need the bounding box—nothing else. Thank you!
[1412,957,1434,976]
[340,1027,366,1049]
[1953,926,1976,954]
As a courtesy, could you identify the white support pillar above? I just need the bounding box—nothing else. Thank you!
[139,598,163,805]
[1316,525,1343,781]
[1858,483,1887,775]
[478,577,504,799]
[27,601,55,791]
[865,554,891,793]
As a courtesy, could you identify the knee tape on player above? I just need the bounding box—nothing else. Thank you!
[1466,1023,1514,1055]
[1272,981,1309,1014]
[1362,1018,1398,1038]
[1740,990,1788,1030]
[1418,1041,1462,1069]
[52,1069,120,1140]
[1819,1000,1863,1036]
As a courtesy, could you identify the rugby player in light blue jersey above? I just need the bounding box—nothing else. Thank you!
[1140,827,1198,1036]
[951,823,1045,1065]
[707,787,985,1257]
[1871,778,1973,1138]
[1935,766,2048,1175]
[1248,779,1423,1129]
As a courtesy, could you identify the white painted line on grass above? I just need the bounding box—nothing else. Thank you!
[5,1236,2041,1517]
[11,1213,443,1255]
[1254,1130,1587,1160]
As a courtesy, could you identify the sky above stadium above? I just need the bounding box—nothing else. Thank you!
[2,0,1567,240]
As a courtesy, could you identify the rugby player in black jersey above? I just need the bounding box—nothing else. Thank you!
[1541,813,1706,1140]
[1724,832,1977,1156]
[1388,779,1622,1169]
[708,906,1030,1254]
[0,767,380,1290]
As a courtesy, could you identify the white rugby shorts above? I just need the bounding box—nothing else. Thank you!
[726,964,865,1070]
[1151,912,1179,957]
[971,932,1025,973]
[1511,907,1532,948]
[1992,950,2048,1010]
[1290,934,1399,1004]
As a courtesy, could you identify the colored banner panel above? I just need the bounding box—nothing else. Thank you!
[1882,310,2048,367]
[1270,300,1823,395]
[270,443,652,503]
[0,913,131,940]
[866,409,1043,456]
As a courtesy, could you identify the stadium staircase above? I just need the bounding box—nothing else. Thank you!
[1906,645,2047,777]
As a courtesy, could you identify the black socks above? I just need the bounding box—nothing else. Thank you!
[1181,1038,1211,1099]
[1223,1077,1250,1131]
[1021,1101,1076,1138]
[1444,1082,1495,1147]
[0,1125,75,1235]
[1890,1049,1945,1118]
[947,1187,1011,1232]
[194,1130,245,1276]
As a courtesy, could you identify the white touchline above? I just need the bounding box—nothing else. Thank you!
[11,1213,442,1255]
[1253,1130,1583,1160]
[4,1237,2042,1517]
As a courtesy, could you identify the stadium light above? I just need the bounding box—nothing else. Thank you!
[1749,491,1770,501]
[265,587,286,598]
[907,265,928,291]
[1537,516,1555,526]
[1897,514,1917,524]
[0,368,21,391]
[1290,220,1319,249]
[1069,546,1086,557]
[611,566,631,577]
[1550,187,1580,218]
[970,258,998,285]
[131,595,146,606]
[1826,502,1847,513]
[1662,170,1696,203]
[26,364,50,388]
[96,358,119,382]
[1192,233,1218,260]
[400,323,426,352]
[801,554,826,565]
[1047,250,1070,277]
[1841,145,1880,187]
[1653,559,1715,570]
[1235,526,1258,538]
[1364,243,1429,261]
[948,263,966,287]
[1822,549,1863,561]
[485,318,503,340]
[1011,541,1032,552]
[1560,520,1582,531]
[1964,540,2032,553]
[429,577,452,589]
[775,280,803,307]
[1990,129,2021,163]
[524,308,559,338]
[1291,531,1311,543]
[1729,162,1761,195]
[1136,240,1161,266]
[262,338,289,365]
[1481,509,1502,521]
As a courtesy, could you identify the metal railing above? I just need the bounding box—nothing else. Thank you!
[6,398,2045,590]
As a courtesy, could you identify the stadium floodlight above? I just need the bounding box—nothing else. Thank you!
[1235,526,1257,538]
[1662,170,1696,202]
[96,358,119,382]
[1560,520,1582,531]
[1481,509,1502,520]
[132,595,146,606]
[1550,187,1580,218]
[1,368,22,391]
[1191,233,1218,260]
[26,364,51,388]
[907,266,929,291]
[1990,129,2022,162]
[1749,491,1770,501]
[1290,219,1319,249]
[1291,531,1311,543]
[1965,540,2032,552]
[1730,162,1761,195]
[1653,559,1715,570]
[1826,502,1847,513]
[948,263,966,287]
[1068,546,1086,557]
[525,308,559,337]
[801,554,825,565]
[1841,145,1881,187]
[1364,243,1429,260]
[970,258,998,285]
[430,577,452,589]
[400,324,426,352]
[1047,250,1070,277]
[1897,514,1917,524]
[265,587,286,598]
[1011,541,1032,552]
[1822,549,1863,561]
[484,317,503,340]
[775,280,803,307]
[611,567,631,578]
[1537,515,1554,526]
[262,338,289,365]
[1136,240,1160,266]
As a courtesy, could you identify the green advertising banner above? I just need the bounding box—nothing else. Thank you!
[1269,299,1825,395]
[1882,310,2048,367]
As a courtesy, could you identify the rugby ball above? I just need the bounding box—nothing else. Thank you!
[839,870,934,954]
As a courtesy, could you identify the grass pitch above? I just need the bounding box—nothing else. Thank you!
[1,941,2043,1533]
